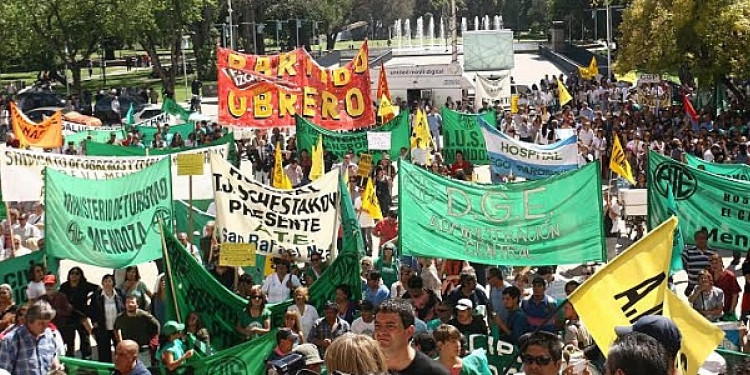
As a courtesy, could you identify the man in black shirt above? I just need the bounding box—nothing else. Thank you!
[375,299,449,375]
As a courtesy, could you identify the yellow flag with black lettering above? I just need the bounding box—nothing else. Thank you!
[664,289,724,375]
[309,134,324,181]
[361,177,383,220]
[272,142,292,189]
[568,217,677,356]
[410,108,433,150]
[610,135,636,185]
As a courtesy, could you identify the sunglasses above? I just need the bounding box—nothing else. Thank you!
[521,354,553,366]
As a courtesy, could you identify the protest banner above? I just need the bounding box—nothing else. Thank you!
[165,177,362,350]
[217,42,374,129]
[569,217,724,375]
[684,153,750,181]
[63,126,126,145]
[0,250,58,305]
[85,133,238,164]
[648,151,750,252]
[478,117,578,181]
[357,153,373,177]
[134,122,194,145]
[219,242,256,266]
[441,108,497,165]
[0,148,163,202]
[367,131,392,150]
[211,154,341,260]
[45,157,173,268]
[10,102,63,148]
[475,73,511,108]
[162,98,191,122]
[467,334,522,374]
[129,111,169,128]
[296,111,410,164]
[398,160,605,265]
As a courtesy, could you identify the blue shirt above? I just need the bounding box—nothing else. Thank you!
[521,294,558,333]
[490,285,509,321]
[364,284,390,306]
[0,325,59,375]
[502,309,530,345]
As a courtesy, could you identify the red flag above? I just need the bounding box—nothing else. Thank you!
[376,61,391,102]
[682,93,699,122]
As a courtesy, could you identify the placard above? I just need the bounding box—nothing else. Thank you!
[366,132,392,150]
[219,242,257,266]
[358,153,373,177]
[176,153,205,176]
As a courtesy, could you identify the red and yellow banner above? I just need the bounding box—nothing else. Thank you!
[217,41,374,130]
[10,102,63,148]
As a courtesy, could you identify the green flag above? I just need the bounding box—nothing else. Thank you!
[398,160,606,265]
[666,184,685,274]
[64,128,127,145]
[135,123,194,146]
[126,103,135,125]
[0,250,58,305]
[162,97,191,121]
[648,151,750,252]
[45,157,173,268]
[684,153,750,181]
[296,111,410,164]
[60,356,114,375]
[441,108,497,165]
[466,334,522,374]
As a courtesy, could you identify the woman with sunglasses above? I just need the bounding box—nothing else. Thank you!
[59,267,99,359]
[89,274,125,363]
[236,286,271,341]
[303,253,327,287]
[119,266,152,310]
[26,264,47,302]
[0,284,17,332]
[288,286,319,339]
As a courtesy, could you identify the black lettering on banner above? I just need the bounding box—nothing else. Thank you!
[614,272,666,323]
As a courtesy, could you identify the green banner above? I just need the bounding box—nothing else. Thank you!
[398,160,606,265]
[65,128,127,145]
[296,111,410,164]
[165,178,363,350]
[684,153,750,182]
[134,122,194,146]
[85,133,238,165]
[441,108,497,165]
[648,151,750,252]
[468,334,522,374]
[45,158,173,268]
[0,250,58,305]
[162,97,192,121]
[60,330,276,375]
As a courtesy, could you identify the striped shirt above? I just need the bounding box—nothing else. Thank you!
[682,246,716,294]
[0,325,59,375]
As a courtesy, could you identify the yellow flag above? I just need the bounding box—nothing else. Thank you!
[309,134,324,181]
[664,289,725,375]
[578,56,599,79]
[272,142,292,189]
[568,217,677,356]
[410,109,433,150]
[609,135,636,185]
[361,177,383,220]
[557,78,573,106]
[510,94,519,114]
[378,94,395,123]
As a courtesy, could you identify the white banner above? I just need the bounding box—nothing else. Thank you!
[62,121,123,135]
[132,112,169,127]
[475,74,511,107]
[367,131,392,150]
[210,154,340,260]
[0,144,229,201]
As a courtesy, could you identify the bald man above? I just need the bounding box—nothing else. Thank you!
[112,340,150,375]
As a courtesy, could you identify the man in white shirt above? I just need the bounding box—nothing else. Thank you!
[27,203,45,226]
[177,232,202,264]
[284,158,303,187]
[262,259,301,304]
[14,214,41,243]
[578,120,595,148]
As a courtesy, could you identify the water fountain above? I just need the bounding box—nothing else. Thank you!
[416,16,423,49]
[405,19,412,48]
[493,15,499,30]
[461,17,467,36]
[395,19,401,49]
[428,15,435,46]
[474,16,479,31]
[484,15,490,30]
[440,17,445,46]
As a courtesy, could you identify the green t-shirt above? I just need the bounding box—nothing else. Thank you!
[240,308,271,340]
[157,339,187,374]
[375,257,400,290]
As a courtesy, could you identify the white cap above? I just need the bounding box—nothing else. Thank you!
[698,351,726,375]
[456,299,473,311]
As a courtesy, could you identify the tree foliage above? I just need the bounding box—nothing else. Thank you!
[617,0,750,84]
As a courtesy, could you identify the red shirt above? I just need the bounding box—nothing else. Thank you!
[374,219,398,245]
[715,270,741,312]
[451,160,471,176]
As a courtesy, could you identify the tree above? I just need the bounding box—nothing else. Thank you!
[617,0,750,85]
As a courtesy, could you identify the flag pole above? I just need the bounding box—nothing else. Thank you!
[159,218,182,323]
[4,204,16,255]
[330,176,343,262]
[188,175,195,247]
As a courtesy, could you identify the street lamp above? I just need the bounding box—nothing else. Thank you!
[228,0,234,50]
[181,32,191,102]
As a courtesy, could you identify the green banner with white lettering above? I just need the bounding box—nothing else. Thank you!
[684,153,750,182]
[85,132,238,165]
[441,108,497,165]
[45,157,173,268]
[648,151,750,252]
[64,128,127,145]
[398,160,605,265]
[296,111,410,164]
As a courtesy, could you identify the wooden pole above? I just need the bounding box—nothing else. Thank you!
[158,218,182,323]
[5,204,16,255]
[188,175,194,247]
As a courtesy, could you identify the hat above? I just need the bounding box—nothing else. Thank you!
[615,315,682,357]
[43,275,56,285]
[324,301,337,311]
[293,343,324,365]
[276,328,299,342]
[698,351,726,375]
[456,299,473,311]
[163,320,185,336]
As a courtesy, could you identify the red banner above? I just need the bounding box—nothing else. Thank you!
[217,41,374,130]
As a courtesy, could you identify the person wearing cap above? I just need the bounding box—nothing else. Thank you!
[351,300,376,337]
[606,332,670,375]
[615,315,682,373]
[38,275,73,334]
[364,270,390,307]
[268,328,299,362]
[0,300,62,375]
[157,320,194,372]
[308,301,350,357]
[293,343,324,374]
[448,298,487,336]
[112,340,150,375]
[521,276,558,333]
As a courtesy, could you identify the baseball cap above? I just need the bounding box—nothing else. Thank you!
[276,328,299,342]
[43,275,56,285]
[456,299,473,311]
[698,351,726,375]
[293,343,324,365]
[615,315,682,357]
[163,320,185,336]
[324,301,337,311]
